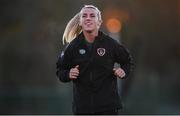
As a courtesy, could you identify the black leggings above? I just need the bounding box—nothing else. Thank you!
[94,109,119,115]
[74,109,119,115]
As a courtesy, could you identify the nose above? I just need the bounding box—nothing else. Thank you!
[86,15,91,20]
[86,16,91,20]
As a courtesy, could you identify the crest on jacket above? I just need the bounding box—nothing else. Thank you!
[79,49,86,55]
[97,48,106,56]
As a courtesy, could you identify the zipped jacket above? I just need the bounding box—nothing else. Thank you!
[56,31,133,114]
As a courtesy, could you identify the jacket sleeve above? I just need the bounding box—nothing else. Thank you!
[113,42,134,78]
[56,48,72,83]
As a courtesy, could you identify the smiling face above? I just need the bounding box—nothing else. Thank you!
[80,7,102,33]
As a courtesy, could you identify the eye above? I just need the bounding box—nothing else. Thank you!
[90,14,95,17]
[82,14,87,18]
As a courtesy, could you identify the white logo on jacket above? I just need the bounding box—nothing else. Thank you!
[79,49,86,55]
[97,48,106,56]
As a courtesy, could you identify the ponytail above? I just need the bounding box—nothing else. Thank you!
[62,13,82,44]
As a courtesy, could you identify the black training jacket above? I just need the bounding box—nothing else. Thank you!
[56,31,133,114]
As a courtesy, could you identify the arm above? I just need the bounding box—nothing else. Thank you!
[113,43,134,79]
[56,51,71,82]
[56,47,80,82]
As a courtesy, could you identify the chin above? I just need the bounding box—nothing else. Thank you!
[85,28,93,31]
[84,29,93,33]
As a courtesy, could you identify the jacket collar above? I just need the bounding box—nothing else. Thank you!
[77,31,106,42]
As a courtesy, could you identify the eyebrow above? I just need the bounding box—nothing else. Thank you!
[82,13,96,15]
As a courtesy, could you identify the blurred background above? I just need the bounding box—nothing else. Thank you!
[0,0,180,114]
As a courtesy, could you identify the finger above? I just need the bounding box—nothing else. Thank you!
[70,75,77,79]
[113,68,116,72]
[119,72,126,78]
[75,65,79,69]
[71,67,79,72]
[120,74,125,78]
[122,72,126,77]
[119,71,125,76]
[115,68,122,72]
[70,72,79,76]
[71,68,79,72]
[116,69,120,73]
[114,69,119,73]
[118,69,124,74]
[71,70,79,75]
[114,69,119,76]
[71,72,79,77]
[115,69,121,75]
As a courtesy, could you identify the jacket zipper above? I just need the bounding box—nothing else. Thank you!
[90,72,93,81]
[89,39,96,113]
[90,71,94,113]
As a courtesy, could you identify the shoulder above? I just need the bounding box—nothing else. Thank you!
[64,37,81,52]
[100,32,129,52]
[57,35,82,60]
[67,32,85,49]
[100,32,122,46]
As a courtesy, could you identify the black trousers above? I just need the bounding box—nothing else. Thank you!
[74,109,119,115]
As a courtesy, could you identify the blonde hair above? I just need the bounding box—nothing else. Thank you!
[62,5,102,44]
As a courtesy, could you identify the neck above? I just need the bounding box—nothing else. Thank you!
[83,30,98,43]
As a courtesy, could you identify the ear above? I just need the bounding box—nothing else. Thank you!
[99,20,103,25]
[97,20,102,28]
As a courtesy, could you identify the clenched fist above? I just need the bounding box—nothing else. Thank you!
[69,65,79,79]
[113,68,126,79]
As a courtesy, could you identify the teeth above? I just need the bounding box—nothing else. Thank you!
[86,23,91,25]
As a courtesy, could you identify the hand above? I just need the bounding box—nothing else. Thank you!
[69,65,79,80]
[113,68,126,79]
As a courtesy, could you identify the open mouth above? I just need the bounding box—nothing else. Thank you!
[85,22,93,26]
